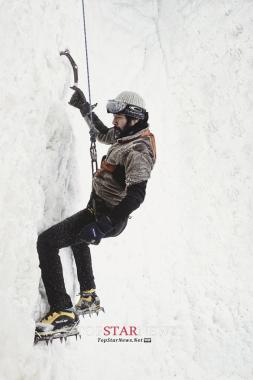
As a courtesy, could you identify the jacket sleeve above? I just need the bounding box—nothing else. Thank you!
[109,181,147,223]
[84,112,117,145]
[124,142,155,186]
[109,141,154,222]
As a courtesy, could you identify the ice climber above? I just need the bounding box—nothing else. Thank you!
[35,87,156,340]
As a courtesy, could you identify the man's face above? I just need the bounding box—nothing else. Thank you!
[112,114,138,130]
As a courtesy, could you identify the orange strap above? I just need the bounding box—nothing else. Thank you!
[95,159,116,177]
[141,130,156,161]
[101,160,116,173]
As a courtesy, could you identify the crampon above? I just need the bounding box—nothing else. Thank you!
[34,322,80,345]
[76,304,105,318]
[75,290,105,318]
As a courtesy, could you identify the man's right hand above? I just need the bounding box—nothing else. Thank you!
[69,86,91,117]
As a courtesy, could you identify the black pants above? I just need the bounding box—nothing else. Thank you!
[37,193,128,310]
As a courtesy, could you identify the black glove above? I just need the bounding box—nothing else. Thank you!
[69,86,91,117]
[77,215,114,245]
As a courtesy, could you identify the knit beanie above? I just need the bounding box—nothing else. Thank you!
[115,91,145,109]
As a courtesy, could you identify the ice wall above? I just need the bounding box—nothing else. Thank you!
[0,1,253,380]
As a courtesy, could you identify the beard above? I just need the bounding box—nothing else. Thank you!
[113,126,122,139]
[114,119,134,138]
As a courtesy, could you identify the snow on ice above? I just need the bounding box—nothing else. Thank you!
[0,1,253,379]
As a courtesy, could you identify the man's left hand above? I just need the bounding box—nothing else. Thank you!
[78,215,114,245]
[69,86,91,117]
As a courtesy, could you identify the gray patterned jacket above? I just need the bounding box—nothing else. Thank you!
[84,115,156,207]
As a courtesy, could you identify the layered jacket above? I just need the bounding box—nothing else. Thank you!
[84,113,156,222]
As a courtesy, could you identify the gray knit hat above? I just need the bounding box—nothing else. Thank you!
[106,91,148,120]
[115,91,145,109]
[106,90,146,119]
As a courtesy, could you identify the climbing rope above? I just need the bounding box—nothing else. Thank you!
[81,1,98,217]
[60,2,98,179]
[81,0,92,119]
[81,0,98,177]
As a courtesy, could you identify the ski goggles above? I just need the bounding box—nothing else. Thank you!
[106,99,146,120]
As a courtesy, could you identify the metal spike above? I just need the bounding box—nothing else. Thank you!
[75,334,78,341]
[46,340,49,346]
[64,337,67,342]
[60,337,63,343]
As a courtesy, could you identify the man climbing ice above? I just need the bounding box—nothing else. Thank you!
[35,87,156,341]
